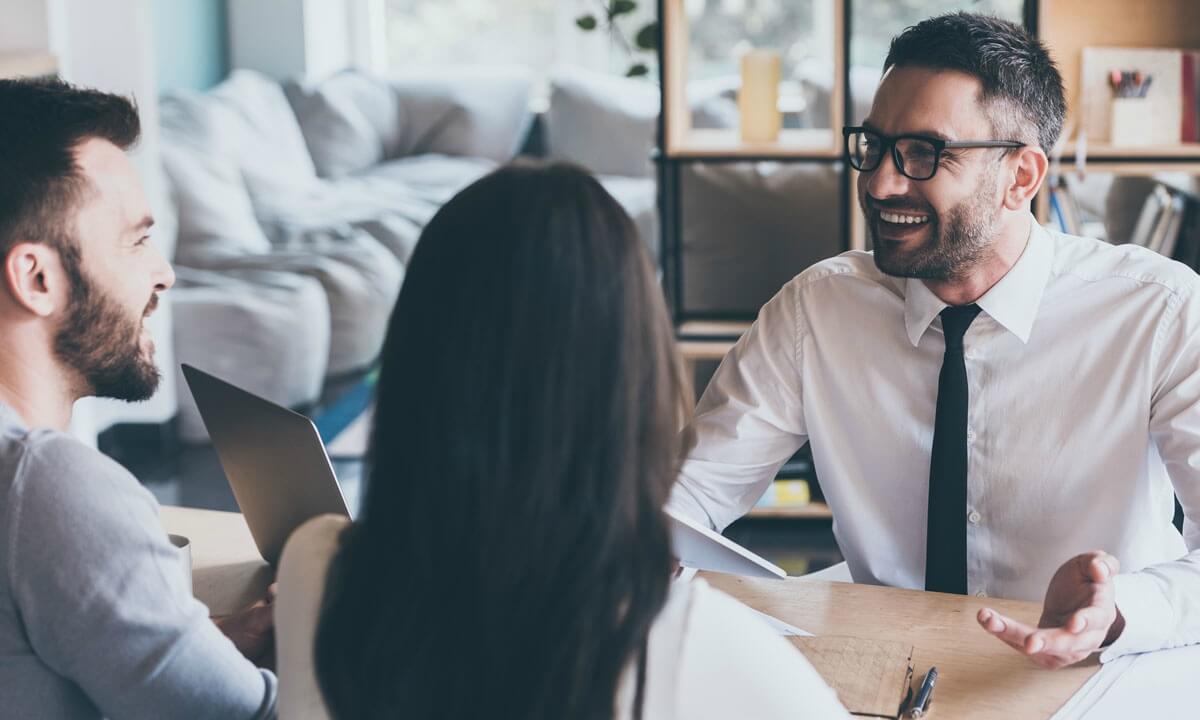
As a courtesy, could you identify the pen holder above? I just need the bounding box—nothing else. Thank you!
[1109,97,1153,147]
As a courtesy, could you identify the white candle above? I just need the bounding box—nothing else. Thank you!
[739,49,781,143]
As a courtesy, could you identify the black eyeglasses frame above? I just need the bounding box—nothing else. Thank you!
[842,126,1026,180]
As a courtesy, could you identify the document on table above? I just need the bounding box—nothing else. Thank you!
[790,636,914,718]
[1051,643,1200,719]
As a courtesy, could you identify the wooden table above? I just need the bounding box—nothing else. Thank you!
[704,574,1099,719]
[162,505,1097,718]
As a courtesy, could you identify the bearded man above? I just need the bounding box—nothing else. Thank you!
[0,79,277,718]
[668,13,1200,669]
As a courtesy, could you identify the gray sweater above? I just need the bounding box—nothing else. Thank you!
[0,402,276,719]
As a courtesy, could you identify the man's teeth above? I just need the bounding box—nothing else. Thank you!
[880,211,930,225]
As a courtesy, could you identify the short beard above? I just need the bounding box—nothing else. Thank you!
[53,246,160,402]
[869,174,1000,282]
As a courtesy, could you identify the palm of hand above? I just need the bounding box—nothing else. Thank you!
[977,552,1123,669]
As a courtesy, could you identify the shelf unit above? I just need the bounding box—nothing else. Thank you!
[1035,0,1200,226]
[656,0,850,344]
[746,501,833,520]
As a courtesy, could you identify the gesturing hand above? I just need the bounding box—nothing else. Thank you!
[976,552,1126,669]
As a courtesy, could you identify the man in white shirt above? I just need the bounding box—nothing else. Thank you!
[670,12,1200,670]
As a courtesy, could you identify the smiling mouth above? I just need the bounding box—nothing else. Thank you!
[878,210,931,226]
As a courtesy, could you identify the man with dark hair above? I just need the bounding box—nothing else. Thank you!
[0,78,277,718]
[670,12,1200,670]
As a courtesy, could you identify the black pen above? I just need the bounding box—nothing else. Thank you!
[909,667,938,718]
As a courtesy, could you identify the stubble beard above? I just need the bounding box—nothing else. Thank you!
[53,258,160,403]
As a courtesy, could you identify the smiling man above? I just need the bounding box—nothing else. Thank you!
[0,79,276,718]
[669,13,1200,669]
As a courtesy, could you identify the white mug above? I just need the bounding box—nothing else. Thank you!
[168,533,193,596]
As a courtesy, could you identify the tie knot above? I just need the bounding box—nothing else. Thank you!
[940,304,981,347]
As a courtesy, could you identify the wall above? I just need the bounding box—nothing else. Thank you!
[153,0,229,91]
[228,0,354,81]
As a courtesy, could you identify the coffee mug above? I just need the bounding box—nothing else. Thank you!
[168,533,193,595]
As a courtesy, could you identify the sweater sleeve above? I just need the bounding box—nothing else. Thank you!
[6,434,276,720]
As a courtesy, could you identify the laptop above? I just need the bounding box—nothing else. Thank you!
[181,364,351,566]
[182,364,784,579]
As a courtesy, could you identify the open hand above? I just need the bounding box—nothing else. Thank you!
[214,583,277,666]
[976,552,1125,669]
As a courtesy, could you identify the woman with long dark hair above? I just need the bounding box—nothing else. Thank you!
[276,162,848,719]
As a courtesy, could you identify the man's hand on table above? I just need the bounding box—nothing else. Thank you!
[214,583,277,668]
[976,551,1125,669]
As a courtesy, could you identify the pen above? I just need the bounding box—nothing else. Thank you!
[909,667,938,718]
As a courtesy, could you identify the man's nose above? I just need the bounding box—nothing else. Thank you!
[864,150,913,201]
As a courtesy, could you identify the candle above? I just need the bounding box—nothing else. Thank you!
[739,49,781,143]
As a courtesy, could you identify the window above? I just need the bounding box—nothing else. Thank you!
[383,0,656,81]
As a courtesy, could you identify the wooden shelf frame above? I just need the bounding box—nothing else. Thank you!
[746,501,833,520]
[1039,0,1200,158]
[661,0,845,160]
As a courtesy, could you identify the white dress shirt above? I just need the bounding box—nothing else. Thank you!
[276,515,849,720]
[669,215,1200,661]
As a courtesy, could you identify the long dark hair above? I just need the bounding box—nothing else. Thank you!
[315,162,686,719]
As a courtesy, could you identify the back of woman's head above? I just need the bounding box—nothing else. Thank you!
[316,161,685,720]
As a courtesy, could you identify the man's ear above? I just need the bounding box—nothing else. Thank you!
[4,243,68,318]
[1003,146,1049,211]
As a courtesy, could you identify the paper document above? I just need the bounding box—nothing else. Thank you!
[1051,643,1200,719]
[752,607,812,637]
[667,509,787,579]
[790,636,914,718]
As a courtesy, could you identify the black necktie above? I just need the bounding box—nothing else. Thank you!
[925,304,981,594]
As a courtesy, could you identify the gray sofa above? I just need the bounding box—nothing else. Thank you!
[159,67,659,441]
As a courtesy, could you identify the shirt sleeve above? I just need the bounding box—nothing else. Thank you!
[675,583,850,719]
[1105,287,1200,661]
[276,515,347,719]
[667,282,809,531]
[6,434,277,719]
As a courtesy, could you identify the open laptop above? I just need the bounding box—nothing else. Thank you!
[182,364,784,578]
[181,364,351,566]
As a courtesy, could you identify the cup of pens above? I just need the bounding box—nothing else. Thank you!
[1109,68,1154,147]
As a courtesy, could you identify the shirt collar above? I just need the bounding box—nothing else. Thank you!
[903,215,1052,347]
[0,400,25,431]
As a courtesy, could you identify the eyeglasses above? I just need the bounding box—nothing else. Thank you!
[843,126,1025,181]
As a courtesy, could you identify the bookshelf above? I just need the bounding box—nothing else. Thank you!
[1038,0,1200,162]
[747,501,833,520]
[1036,1,1200,235]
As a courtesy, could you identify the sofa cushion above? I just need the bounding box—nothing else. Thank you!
[211,70,318,181]
[544,67,659,179]
[172,267,330,443]
[160,141,273,263]
[284,70,402,178]
[388,67,534,163]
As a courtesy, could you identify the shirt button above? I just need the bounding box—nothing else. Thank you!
[968,510,982,524]
[966,428,976,442]
[976,590,988,598]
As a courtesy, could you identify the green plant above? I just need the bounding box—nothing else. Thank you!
[575,1,658,78]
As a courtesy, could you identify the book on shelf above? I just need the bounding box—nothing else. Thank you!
[755,478,812,509]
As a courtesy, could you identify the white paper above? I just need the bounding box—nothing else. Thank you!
[667,509,787,579]
[1051,644,1200,719]
[752,607,813,637]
